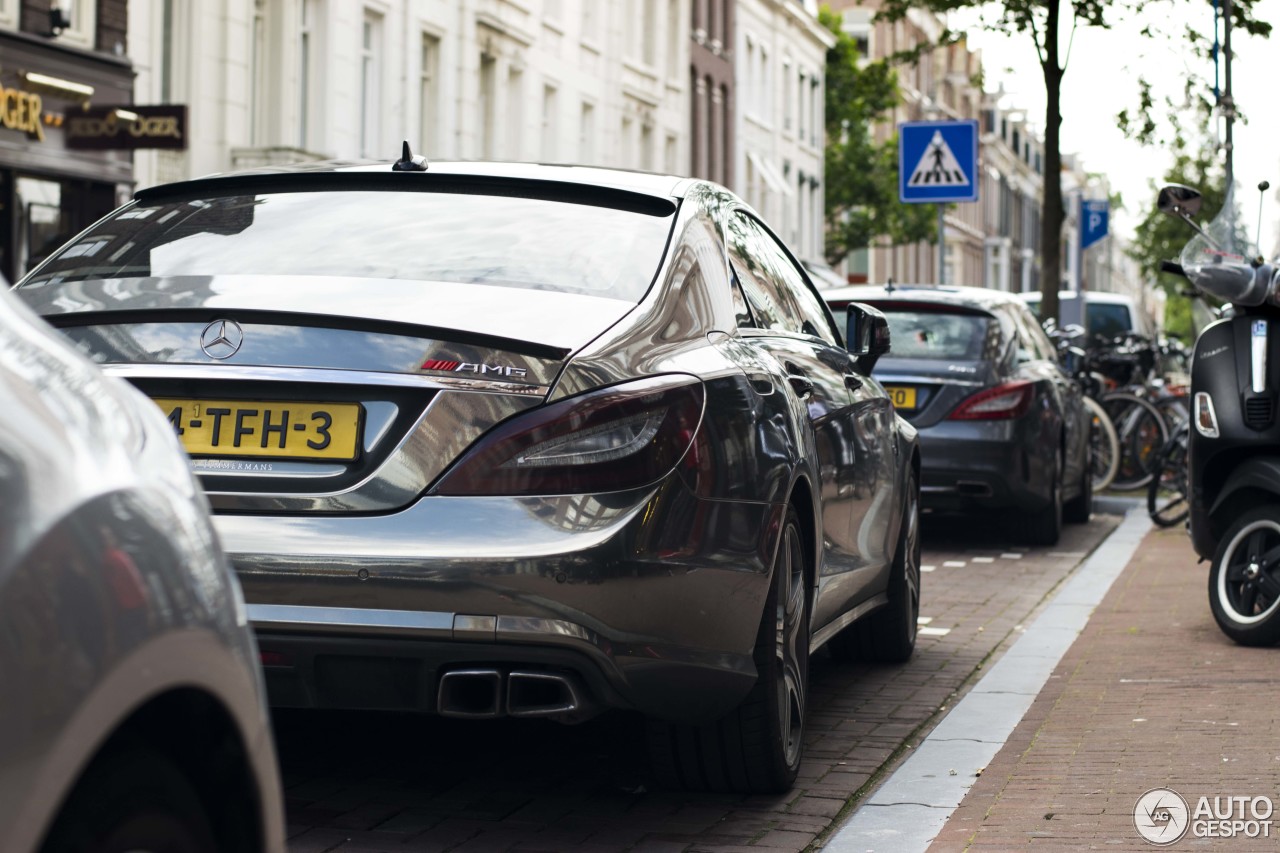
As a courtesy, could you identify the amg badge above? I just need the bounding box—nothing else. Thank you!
[421,359,528,378]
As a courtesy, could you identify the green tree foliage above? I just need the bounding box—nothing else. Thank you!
[872,0,1270,324]
[820,7,934,265]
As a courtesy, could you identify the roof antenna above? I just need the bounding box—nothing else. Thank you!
[885,277,895,294]
[392,141,429,172]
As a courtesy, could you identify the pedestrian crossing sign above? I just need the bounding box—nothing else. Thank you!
[899,120,979,203]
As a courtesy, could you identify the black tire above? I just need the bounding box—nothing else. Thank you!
[646,507,810,793]
[1024,450,1063,546]
[1063,447,1093,525]
[1209,506,1280,646]
[1147,427,1189,529]
[40,746,217,853]
[830,468,920,663]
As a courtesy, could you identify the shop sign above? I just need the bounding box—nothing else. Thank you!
[66,105,187,150]
[0,85,45,141]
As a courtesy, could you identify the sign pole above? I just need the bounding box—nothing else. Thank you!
[937,203,946,285]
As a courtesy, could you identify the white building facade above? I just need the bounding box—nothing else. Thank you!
[733,0,831,264]
[129,0,690,189]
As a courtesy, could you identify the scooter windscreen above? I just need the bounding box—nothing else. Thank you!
[1179,186,1270,306]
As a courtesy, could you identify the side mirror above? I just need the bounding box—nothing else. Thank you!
[846,303,891,373]
[1157,184,1203,219]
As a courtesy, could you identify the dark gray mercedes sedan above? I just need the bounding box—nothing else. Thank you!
[15,156,919,793]
[824,284,1091,547]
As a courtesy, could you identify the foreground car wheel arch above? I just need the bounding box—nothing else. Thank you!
[646,505,812,793]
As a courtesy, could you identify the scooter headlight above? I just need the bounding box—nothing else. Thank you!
[1194,391,1220,438]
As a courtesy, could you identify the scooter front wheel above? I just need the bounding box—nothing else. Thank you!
[1209,506,1280,646]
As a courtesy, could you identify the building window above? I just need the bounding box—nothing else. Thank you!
[782,59,792,131]
[541,84,559,161]
[419,32,440,154]
[579,101,596,164]
[666,0,681,79]
[360,10,384,158]
[640,122,654,171]
[250,0,268,146]
[506,67,525,159]
[299,0,322,150]
[665,133,677,174]
[621,116,634,168]
[51,0,97,49]
[479,53,497,158]
[159,0,176,102]
[642,0,657,66]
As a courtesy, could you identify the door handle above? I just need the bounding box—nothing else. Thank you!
[787,374,814,399]
[843,372,864,391]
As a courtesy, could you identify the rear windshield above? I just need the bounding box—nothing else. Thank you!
[21,190,676,302]
[878,309,1001,360]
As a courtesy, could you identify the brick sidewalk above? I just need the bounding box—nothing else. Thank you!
[929,526,1280,851]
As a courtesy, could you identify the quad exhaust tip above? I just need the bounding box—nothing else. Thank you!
[436,668,584,719]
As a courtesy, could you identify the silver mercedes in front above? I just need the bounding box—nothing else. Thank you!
[15,157,919,793]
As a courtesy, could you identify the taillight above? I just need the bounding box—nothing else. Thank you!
[948,380,1034,421]
[432,374,705,496]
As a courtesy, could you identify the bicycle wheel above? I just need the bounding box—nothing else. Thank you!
[1155,394,1190,431]
[1147,425,1190,527]
[1102,392,1170,491]
[1083,396,1119,491]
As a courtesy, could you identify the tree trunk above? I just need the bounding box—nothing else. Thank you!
[1039,3,1065,324]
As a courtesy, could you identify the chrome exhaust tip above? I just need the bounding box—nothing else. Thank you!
[506,670,580,718]
[436,669,503,718]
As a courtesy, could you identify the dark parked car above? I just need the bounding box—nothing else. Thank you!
[15,155,919,793]
[0,288,284,853]
[824,284,1091,545]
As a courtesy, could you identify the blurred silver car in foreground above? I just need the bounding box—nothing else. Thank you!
[0,289,283,852]
[16,157,919,792]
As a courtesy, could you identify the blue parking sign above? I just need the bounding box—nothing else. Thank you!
[1081,199,1109,249]
[899,120,979,204]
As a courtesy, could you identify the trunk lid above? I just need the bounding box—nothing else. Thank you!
[20,275,638,513]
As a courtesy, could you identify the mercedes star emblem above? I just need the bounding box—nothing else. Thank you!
[199,319,244,360]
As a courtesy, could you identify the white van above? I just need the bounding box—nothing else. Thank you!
[1019,290,1155,343]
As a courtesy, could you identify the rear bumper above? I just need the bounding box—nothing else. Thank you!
[914,420,1051,512]
[215,480,781,723]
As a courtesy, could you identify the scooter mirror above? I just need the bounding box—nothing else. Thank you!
[1157,184,1203,219]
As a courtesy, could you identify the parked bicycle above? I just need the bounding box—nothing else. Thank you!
[1147,421,1190,527]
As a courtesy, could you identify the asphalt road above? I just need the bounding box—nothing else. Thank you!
[274,509,1125,853]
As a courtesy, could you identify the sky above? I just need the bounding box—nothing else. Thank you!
[952,0,1280,255]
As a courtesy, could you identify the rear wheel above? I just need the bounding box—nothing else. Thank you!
[1209,506,1280,646]
[1024,450,1063,546]
[1064,443,1093,525]
[39,746,217,853]
[646,507,809,793]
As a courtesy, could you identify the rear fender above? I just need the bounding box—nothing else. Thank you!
[1208,457,1280,518]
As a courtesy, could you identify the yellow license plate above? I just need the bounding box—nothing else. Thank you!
[153,398,362,461]
[885,386,917,409]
